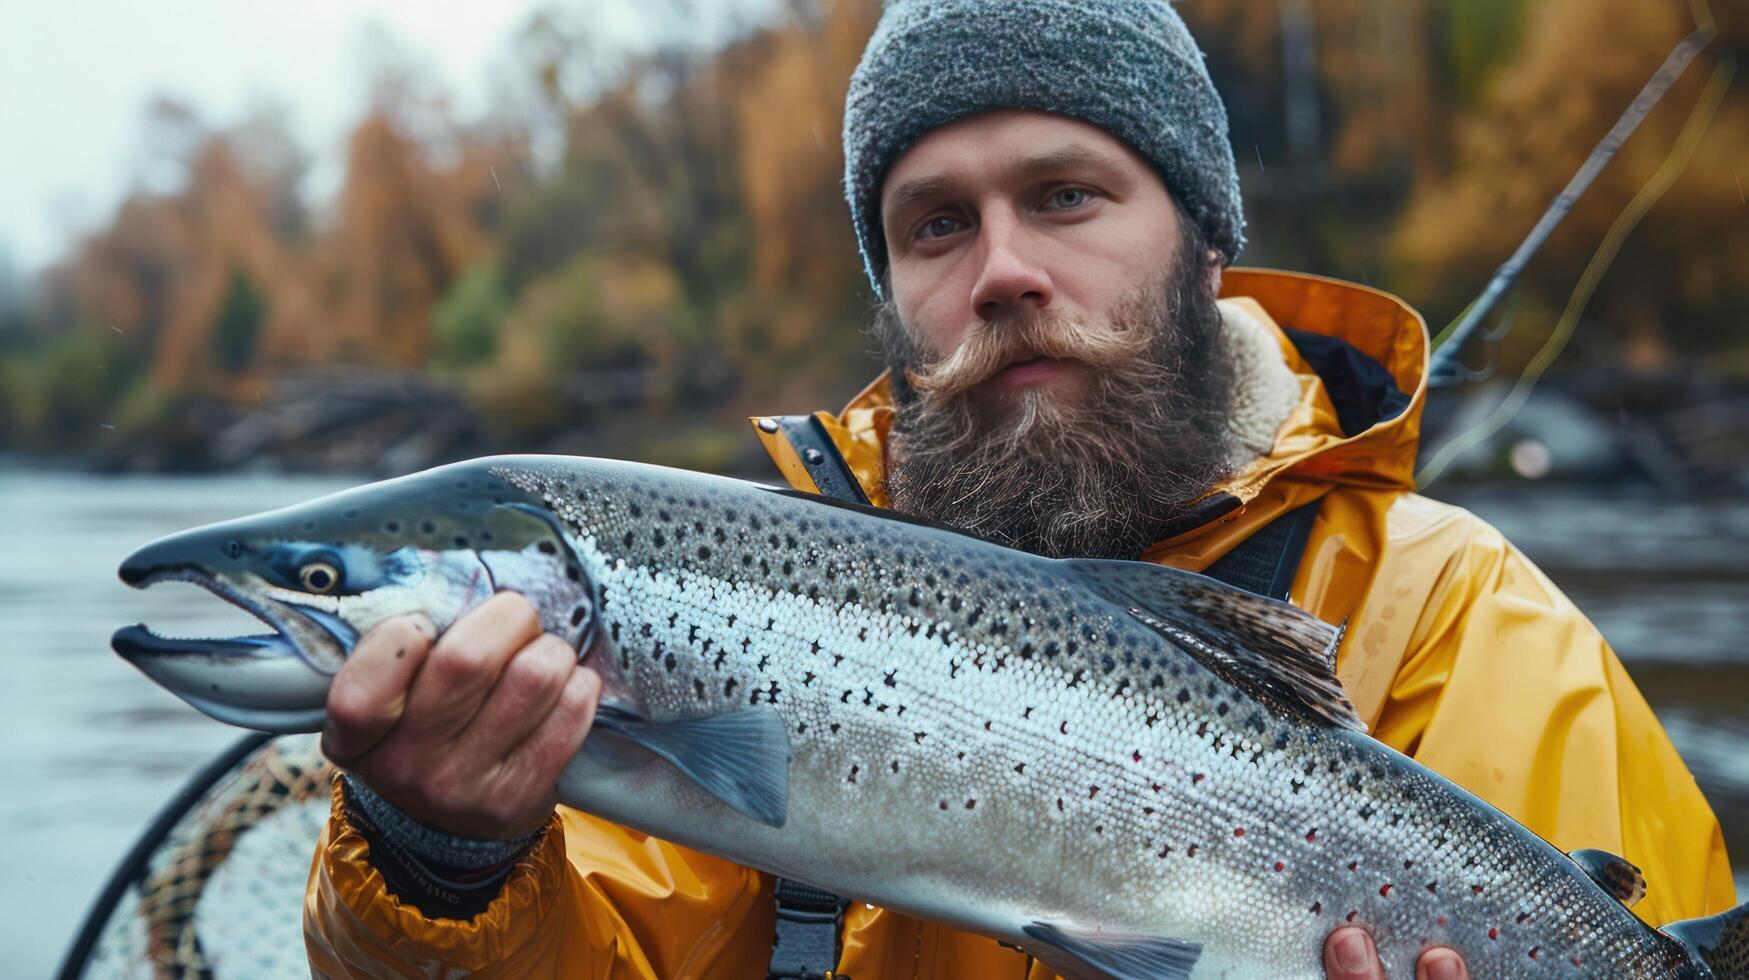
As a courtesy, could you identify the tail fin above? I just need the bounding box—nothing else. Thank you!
[1661,901,1749,978]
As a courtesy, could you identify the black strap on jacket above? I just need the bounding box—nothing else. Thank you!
[763,419,1321,980]
[768,878,853,979]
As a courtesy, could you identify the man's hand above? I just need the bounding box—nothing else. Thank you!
[1325,928,1468,980]
[321,591,601,840]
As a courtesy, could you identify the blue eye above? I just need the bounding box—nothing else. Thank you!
[1048,187,1091,210]
[918,216,962,241]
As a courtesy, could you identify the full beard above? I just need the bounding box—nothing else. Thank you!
[875,253,1236,560]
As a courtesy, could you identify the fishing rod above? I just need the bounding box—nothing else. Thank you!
[1426,25,1717,388]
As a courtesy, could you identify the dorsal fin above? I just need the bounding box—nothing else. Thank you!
[1062,558,1362,731]
[1568,848,1647,907]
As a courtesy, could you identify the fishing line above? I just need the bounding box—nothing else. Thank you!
[1417,48,1736,488]
[1426,24,1717,378]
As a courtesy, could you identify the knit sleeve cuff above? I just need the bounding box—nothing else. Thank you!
[340,775,545,920]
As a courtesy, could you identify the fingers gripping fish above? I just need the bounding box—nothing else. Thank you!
[112,455,1748,978]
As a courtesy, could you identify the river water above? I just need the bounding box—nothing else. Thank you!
[2,467,1744,975]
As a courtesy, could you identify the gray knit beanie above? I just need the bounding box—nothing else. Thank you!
[843,0,1245,298]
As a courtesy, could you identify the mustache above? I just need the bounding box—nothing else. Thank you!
[902,301,1155,400]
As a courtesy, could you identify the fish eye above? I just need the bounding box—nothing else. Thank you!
[224,539,243,560]
[298,561,342,594]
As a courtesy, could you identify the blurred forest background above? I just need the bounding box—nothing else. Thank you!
[1,0,1746,478]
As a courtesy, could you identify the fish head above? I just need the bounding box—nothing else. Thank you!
[113,459,599,733]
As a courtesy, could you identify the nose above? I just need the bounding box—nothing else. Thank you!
[969,211,1053,321]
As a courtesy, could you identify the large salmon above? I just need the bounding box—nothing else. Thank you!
[112,455,1746,978]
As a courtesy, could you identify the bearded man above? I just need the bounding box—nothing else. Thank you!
[305,2,1736,978]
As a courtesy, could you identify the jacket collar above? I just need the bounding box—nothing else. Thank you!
[752,268,1428,555]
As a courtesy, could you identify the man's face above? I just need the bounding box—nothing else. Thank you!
[872,111,1237,560]
[880,111,1209,414]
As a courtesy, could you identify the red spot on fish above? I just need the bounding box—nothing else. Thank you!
[1379,883,1392,897]
[1572,958,1582,967]
[1192,773,1205,784]
[1305,829,1317,842]
[1472,885,1484,895]
[1347,861,1359,872]
[1234,827,1245,837]
[1528,948,1539,960]
[1133,750,1143,762]
[1273,861,1285,872]
[1488,927,1498,940]
[1437,915,1447,927]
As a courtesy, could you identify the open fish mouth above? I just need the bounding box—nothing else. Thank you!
[112,568,335,734]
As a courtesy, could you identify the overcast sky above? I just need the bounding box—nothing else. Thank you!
[0,1,643,274]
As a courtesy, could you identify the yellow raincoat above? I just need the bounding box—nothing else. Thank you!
[305,269,1734,978]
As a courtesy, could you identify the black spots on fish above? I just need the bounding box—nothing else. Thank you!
[1021,706,1034,720]
[1059,720,1070,735]
[841,689,853,704]
[1196,721,1210,739]
[949,661,962,679]
[913,731,927,744]
[1347,772,1363,791]
[1274,733,1290,751]
[1303,760,1318,777]
[1099,654,1116,674]
[765,617,776,632]
[861,688,875,706]
[889,760,899,774]
[1056,798,1065,813]
[1013,762,1026,775]
[956,750,965,760]
[802,671,816,686]
[1347,861,1360,872]
[1357,803,1376,821]
[1515,911,1533,924]
[693,679,706,699]
[1215,701,1230,717]
[1144,712,1161,728]
[829,723,841,734]
[939,800,949,811]
[663,651,677,672]
[697,546,712,561]
[1389,811,1405,828]
[1176,688,1191,705]
[570,606,588,627]
[653,530,667,547]
[881,670,898,688]
[657,508,672,523]
[1309,902,1322,915]
[1066,669,1085,689]
[1087,785,1100,799]
[1186,844,1199,858]
[847,765,859,783]
[1018,642,1035,660]
[1425,882,1438,895]
[421,521,437,534]
[724,678,739,697]
[965,604,982,626]
[983,720,993,732]
[537,541,557,555]
[964,798,978,810]
[1346,911,1359,924]
[1245,714,1266,734]
[756,654,770,670]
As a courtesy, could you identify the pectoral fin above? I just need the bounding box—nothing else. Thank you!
[592,705,791,828]
[1023,921,1202,980]
[1568,848,1647,907]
